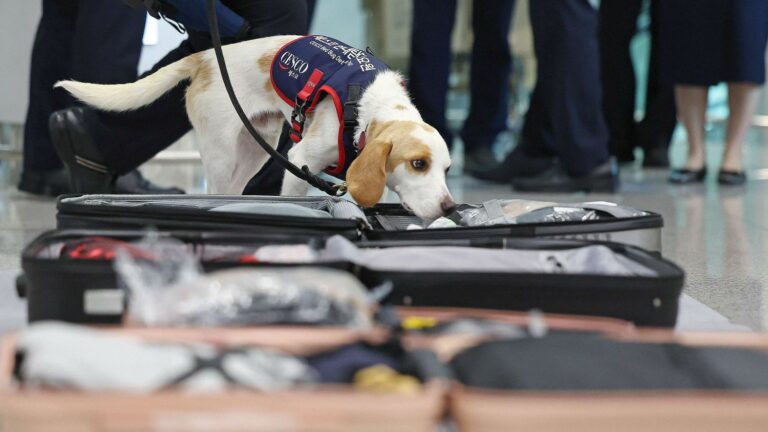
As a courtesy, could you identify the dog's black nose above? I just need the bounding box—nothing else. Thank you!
[441,198,457,215]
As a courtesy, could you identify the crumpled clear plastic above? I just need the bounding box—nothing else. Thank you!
[455,199,646,226]
[457,199,558,226]
[114,233,373,328]
[515,207,599,223]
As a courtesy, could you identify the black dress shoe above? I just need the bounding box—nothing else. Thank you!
[50,107,184,195]
[512,157,619,193]
[114,170,186,194]
[17,168,71,197]
[642,147,670,168]
[668,167,706,184]
[717,170,747,186]
[463,147,498,175]
[469,146,555,183]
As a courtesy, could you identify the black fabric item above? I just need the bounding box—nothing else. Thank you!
[86,0,311,175]
[450,334,768,391]
[22,0,146,172]
[305,342,402,384]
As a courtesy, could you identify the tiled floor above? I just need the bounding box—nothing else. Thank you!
[1,124,767,333]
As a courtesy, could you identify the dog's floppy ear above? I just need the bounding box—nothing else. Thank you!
[347,135,392,208]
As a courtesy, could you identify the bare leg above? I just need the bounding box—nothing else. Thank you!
[675,85,709,170]
[722,83,761,172]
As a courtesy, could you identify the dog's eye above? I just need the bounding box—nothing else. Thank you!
[411,159,427,171]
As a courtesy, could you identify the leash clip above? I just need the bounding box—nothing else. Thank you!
[334,182,348,196]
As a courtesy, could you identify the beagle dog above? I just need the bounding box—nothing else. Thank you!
[56,35,456,220]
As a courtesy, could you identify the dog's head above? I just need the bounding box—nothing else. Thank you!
[346,120,455,220]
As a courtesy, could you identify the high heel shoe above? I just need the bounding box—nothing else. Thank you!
[668,167,706,184]
[717,169,747,185]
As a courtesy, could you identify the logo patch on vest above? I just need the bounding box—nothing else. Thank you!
[278,51,309,79]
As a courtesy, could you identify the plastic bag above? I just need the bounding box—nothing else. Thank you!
[514,207,599,224]
[457,199,557,226]
[115,234,373,328]
[455,199,647,226]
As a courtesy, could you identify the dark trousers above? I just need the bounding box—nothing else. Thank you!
[519,0,609,176]
[80,0,310,175]
[408,0,516,151]
[599,0,676,160]
[23,0,146,172]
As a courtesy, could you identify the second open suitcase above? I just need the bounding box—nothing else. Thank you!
[19,229,684,326]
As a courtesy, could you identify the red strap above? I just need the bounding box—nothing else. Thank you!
[289,68,325,144]
[296,69,325,103]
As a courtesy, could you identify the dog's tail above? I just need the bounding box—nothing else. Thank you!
[55,54,201,112]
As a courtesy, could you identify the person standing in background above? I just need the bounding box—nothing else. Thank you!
[661,0,768,185]
[19,0,181,196]
[408,0,515,175]
[599,0,676,168]
[468,0,616,192]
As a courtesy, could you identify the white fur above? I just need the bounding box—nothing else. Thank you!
[56,35,454,219]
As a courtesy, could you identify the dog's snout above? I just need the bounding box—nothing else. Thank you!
[440,198,457,215]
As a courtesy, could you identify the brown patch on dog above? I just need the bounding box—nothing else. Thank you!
[187,52,214,92]
[184,52,215,122]
[366,120,433,175]
[257,52,275,73]
[394,104,408,111]
[264,79,276,95]
[346,134,392,208]
[257,52,278,96]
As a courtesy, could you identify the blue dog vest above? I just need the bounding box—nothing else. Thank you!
[270,35,389,179]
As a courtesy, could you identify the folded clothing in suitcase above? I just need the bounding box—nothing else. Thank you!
[56,194,664,252]
[19,230,684,326]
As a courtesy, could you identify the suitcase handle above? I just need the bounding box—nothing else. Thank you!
[16,273,26,299]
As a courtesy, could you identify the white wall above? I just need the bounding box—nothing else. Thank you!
[0,1,41,124]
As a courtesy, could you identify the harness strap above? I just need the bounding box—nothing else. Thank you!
[290,68,324,143]
[343,83,362,129]
[343,83,368,153]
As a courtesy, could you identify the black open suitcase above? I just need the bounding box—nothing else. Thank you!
[18,229,684,327]
[56,194,664,252]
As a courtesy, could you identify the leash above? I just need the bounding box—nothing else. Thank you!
[204,0,347,196]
